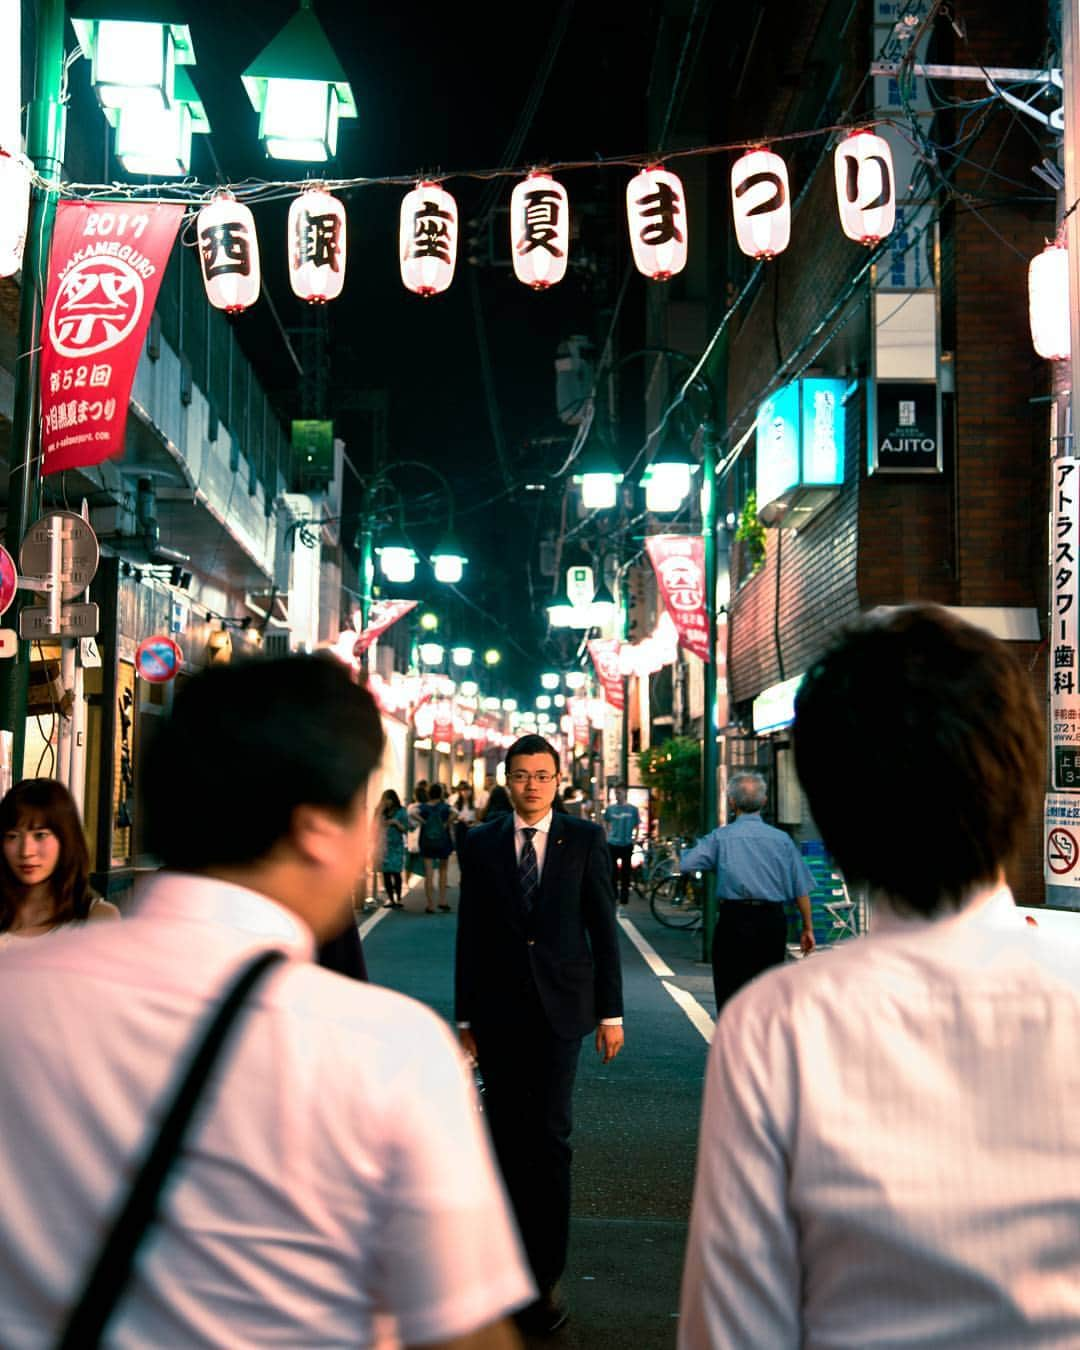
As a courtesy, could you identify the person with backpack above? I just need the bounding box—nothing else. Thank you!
[419,782,457,913]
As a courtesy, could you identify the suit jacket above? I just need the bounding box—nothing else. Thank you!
[455,811,623,1040]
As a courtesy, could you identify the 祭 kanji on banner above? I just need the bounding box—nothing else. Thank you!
[588,637,625,711]
[353,599,418,655]
[40,202,185,476]
[645,534,711,663]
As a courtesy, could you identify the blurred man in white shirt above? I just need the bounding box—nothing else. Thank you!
[680,605,1080,1349]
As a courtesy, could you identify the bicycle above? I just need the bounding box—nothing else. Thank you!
[630,836,684,899]
[649,869,705,929]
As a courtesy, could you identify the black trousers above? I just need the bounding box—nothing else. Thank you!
[474,993,583,1294]
[381,870,402,903]
[711,901,788,1012]
[608,843,634,903]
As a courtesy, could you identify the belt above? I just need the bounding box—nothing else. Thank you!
[719,898,778,907]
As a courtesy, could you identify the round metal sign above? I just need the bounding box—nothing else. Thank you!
[0,546,17,617]
[135,635,182,684]
[19,510,100,602]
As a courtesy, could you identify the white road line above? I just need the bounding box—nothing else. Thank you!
[358,905,390,941]
[661,980,714,1044]
[618,913,714,1044]
[617,913,674,977]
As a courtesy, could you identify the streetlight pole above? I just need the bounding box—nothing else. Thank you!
[1,0,68,774]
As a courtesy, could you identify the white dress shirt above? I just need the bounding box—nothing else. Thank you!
[679,883,1080,1349]
[0,873,533,1348]
[513,808,554,875]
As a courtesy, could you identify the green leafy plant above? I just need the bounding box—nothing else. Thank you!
[735,490,767,574]
[637,736,701,837]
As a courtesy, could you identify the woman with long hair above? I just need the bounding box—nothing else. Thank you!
[0,779,119,943]
[374,788,409,908]
[417,782,457,913]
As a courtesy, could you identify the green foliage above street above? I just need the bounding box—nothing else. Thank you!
[735,490,767,574]
[638,736,701,837]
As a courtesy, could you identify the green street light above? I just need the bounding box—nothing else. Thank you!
[375,528,418,584]
[590,579,618,627]
[70,0,196,117]
[536,694,552,710]
[483,648,502,666]
[540,672,561,690]
[419,611,440,631]
[641,427,698,513]
[418,642,444,666]
[546,585,576,629]
[431,527,469,585]
[450,645,474,667]
[114,66,209,175]
[241,0,357,162]
[573,425,623,511]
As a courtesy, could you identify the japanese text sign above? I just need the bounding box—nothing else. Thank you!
[1044,792,1080,888]
[588,638,625,711]
[40,202,184,476]
[645,534,711,663]
[1051,458,1080,788]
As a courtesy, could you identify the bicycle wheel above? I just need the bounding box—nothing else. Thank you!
[650,875,701,929]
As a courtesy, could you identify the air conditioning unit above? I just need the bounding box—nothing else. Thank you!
[262,630,291,659]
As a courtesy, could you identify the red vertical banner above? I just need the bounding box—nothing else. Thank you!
[588,638,624,711]
[433,701,453,745]
[40,201,185,476]
[645,534,711,663]
[569,697,591,747]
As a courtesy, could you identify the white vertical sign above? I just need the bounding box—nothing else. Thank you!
[1051,458,1080,787]
[0,0,20,153]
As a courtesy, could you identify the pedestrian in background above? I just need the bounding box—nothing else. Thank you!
[681,771,814,1012]
[374,788,409,908]
[406,780,428,880]
[680,605,1080,1348]
[603,784,639,906]
[452,780,476,857]
[0,778,119,948]
[480,782,513,820]
[419,782,457,913]
[0,656,531,1347]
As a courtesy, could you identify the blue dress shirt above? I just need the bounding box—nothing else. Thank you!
[680,813,815,903]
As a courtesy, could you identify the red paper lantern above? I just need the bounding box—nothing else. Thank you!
[626,166,688,281]
[399,181,458,297]
[731,149,790,260]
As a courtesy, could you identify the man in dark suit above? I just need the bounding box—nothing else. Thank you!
[456,734,624,1337]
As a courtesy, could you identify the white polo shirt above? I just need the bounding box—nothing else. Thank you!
[0,873,534,1348]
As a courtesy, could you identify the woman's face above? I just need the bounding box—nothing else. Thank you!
[3,817,61,888]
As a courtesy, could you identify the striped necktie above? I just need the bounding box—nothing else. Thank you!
[518,826,539,913]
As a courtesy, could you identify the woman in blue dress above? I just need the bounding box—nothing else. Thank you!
[374,789,409,908]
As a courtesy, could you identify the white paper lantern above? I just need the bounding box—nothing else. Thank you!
[731,149,790,259]
[399,181,458,297]
[834,130,895,245]
[626,165,688,281]
[196,193,260,313]
[288,187,346,304]
[511,171,570,289]
[1029,243,1070,361]
[0,149,32,279]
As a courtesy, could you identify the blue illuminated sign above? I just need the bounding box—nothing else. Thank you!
[756,382,801,509]
[756,377,847,524]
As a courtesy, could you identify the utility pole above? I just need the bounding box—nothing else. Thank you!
[0,0,67,777]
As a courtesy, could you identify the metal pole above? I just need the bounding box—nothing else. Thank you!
[1,0,67,779]
[700,423,720,961]
[619,564,630,786]
[69,657,86,814]
[56,640,74,788]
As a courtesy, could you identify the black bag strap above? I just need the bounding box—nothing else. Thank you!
[55,948,287,1348]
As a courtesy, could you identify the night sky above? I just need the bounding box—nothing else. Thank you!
[114,0,663,691]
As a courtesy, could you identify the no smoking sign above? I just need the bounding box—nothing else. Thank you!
[1044,793,1080,887]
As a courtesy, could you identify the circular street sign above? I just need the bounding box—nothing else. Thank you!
[0,546,17,617]
[19,510,100,602]
[1047,826,1078,876]
[135,635,182,684]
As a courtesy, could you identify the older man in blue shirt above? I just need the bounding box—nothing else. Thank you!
[681,771,815,1013]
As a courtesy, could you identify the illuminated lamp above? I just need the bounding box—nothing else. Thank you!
[641,430,697,513]
[419,611,439,631]
[0,150,31,278]
[573,426,623,510]
[483,648,502,666]
[502,698,518,711]
[400,180,458,297]
[197,192,260,312]
[536,695,552,710]
[511,171,570,289]
[241,2,357,162]
[1029,243,1070,361]
[553,693,566,708]
[483,696,501,711]
[375,532,418,584]
[114,67,208,176]
[626,164,688,281]
[546,585,575,629]
[418,642,444,665]
[460,680,479,697]
[70,1,196,118]
[564,671,586,690]
[288,186,346,303]
[834,130,895,245]
[731,148,790,260]
[431,526,468,584]
[540,672,561,690]
[589,580,618,628]
[451,646,474,667]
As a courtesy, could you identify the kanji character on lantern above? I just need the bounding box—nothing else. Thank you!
[197,193,261,313]
[288,188,347,304]
[731,148,790,259]
[510,172,570,289]
[626,166,688,280]
[399,181,458,297]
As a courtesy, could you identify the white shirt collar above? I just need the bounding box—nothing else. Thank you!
[870,879,1020,936]
[513,809,553,836]
[134,871,316,958]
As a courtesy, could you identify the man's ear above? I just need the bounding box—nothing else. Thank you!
[290,803,348,867]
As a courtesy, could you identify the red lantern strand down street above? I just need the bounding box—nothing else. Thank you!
[1029,242,1070,361]
[834,130,895,245]
[626,165,688,281]
[400,181,458,296]
[731,148,790,260]
[288,187,346,303]
[0,148,31,279]
[511,171,570,289]
[197,192,261,313]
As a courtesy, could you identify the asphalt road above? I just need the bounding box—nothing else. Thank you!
[361,866,716,1349]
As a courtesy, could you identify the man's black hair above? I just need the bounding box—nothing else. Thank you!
[505,734,559,773]
[794,606,1042,916]
[143,655,384,871]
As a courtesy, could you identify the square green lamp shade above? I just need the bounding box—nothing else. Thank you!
[242,7,357,163]
[70,2,196,117]
[115,68,208,175]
